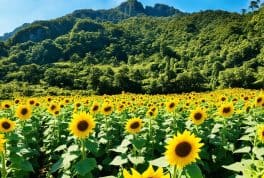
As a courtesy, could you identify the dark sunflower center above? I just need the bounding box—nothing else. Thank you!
[2,121,11,129]
[51,105,56,111]
[223,107,231,113]
[5,104,10,108]
[21,108,28,115]
[244,97,248,100]
[104,106,111,112]
[54,111,59,115]
[262,131,264,137]
[77,120,89,131]
[30,100,34,105]
[169,103,175,108]
[194,112,202,120]
[175,141,192,157]
[257,97,262,103]
[130,122,140,129]
[93,105,99,111]
[76,103,81,107]
[221,97,226,101]
[15,100,20,104]
[149,111,153,116]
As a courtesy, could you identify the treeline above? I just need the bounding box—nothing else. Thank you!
[0,6,264,98]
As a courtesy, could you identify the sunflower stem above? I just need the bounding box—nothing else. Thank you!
[81,139,86,160]
[1,146,7,178]
[173,165,177,178]
[148,117,153,156]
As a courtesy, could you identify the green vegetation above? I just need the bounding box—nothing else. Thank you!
[0,0,264,98]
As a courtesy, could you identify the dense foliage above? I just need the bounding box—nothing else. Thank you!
[0,1,264,98]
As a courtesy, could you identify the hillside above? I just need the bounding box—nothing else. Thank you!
[0,1,264,98]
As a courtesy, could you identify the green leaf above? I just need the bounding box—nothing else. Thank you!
[222,162,244,172]
[51,158,63,173]
[131,138,145,150]
[55,145,67,152]
[149,156,169,167]
[253,147,264,160]
[109,156,128,166]
[233,146,251,154]
[74,158,97,176]
[85,140,98,154]
[128,154,145,165]
[11,157,34,172]
[184,163,203,178]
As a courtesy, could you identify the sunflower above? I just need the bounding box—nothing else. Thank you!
[0,118,16,133]
[257,125,264,142]
[15,105,32,120]
[166,101,177,113]
[1,101,11,109]
[101,102,114,115]
[218,103,234,118]
[255,95,264,107]
[146,107,158,118]
[48,102,59,114]
[69,112,96,139]
[165,130,203,169]
[142,164,170,178]
[123,168,141,178]
[125,118,143,134]
[27,98,36,106]
[90,102,100,115]
[190,108,207,125]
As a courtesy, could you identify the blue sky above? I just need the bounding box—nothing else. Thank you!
[0,0,253,35]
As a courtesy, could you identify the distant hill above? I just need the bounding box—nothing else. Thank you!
[0,0,184,42]
[0,1,264,98]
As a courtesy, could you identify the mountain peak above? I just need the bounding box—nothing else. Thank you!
[116,0,145,16]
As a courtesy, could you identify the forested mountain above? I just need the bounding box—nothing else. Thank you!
[0,0,264,98]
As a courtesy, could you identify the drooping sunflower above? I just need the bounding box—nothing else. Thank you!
[166,101,177,113]
[165,130,203,169]
[218,103,234,118]
[101,102,114,115]
[257,125,264,142]
[0,118,16,133]
[125,118,143,134]
[15,105,32,120]
[69,112,96,139]
[190,108,207,125]
[142,164,170,178]
[123,168,141,178]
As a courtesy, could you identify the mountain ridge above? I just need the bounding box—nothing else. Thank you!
[0,0,185,41]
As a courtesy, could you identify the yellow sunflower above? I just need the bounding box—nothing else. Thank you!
[218,103,234,118]
[257,125,264,142]
[165,130,203,169]
[123,168,141,178]
[101,102,114,115]
[255,95,264,107]
[142,164,170,178]
[166,101,177,113]
[15,105,32,120]
[90,102,100,115]
[48,102,59,114]
[125,118,143,134]
[146,107,158,118]
[0,118,16,133]
[190,108,207,125]
[69,112,96,139]
[1,101,12,109]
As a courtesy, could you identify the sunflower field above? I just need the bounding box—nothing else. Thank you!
[0,88,264,178]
